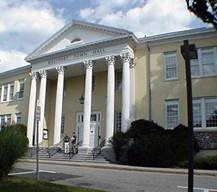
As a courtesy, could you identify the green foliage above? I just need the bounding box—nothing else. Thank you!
[194,155,217,170]
[112,131,127,161]
[112,120,199,167]
[186,0,217,29]
[126,119,164,138]
[0,124,28,180]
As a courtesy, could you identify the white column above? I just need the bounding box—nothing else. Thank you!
[121,53,131,132]
[39,70,47,144]
[82,60,93,148]
[53,66,64,145]
[27,72,37,147]
[130,60,136,121]
[105,56,115,145]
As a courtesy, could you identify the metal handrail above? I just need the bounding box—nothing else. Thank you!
[91,139,106,160]
[47,138,65,158]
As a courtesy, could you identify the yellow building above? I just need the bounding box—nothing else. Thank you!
[0,21,217,155]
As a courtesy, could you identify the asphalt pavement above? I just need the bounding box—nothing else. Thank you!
[14,160,217,192]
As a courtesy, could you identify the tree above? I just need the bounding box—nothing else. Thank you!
[186,0,217,29]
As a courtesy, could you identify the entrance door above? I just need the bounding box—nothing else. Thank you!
[76,112,101,148]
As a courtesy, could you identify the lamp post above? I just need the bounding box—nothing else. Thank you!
[181,40,198,192]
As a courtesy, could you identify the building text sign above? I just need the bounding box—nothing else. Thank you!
[47,48,105,65]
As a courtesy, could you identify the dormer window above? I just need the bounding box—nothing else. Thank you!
[70,38,83,45]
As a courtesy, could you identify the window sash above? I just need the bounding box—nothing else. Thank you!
[9,84,14,101]
[164,53,177,80]
[18,80,25,99]
[191,47,217,77]
[3,85,8,101]
[165,100,179,129]
[193,98,217,129]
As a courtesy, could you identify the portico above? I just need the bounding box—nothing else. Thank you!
[25,20,137,150]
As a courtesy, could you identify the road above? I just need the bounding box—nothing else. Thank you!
[14,162,217,192]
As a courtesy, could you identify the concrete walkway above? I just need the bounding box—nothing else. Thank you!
[19,158,217,177]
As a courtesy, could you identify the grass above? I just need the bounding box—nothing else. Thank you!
[0,177,104,192]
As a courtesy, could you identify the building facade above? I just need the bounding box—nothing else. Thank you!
[0,21,217,151]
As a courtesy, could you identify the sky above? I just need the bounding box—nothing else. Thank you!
[0,0,210,73]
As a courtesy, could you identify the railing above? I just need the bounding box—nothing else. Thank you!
[47,138,64,158]
[67,140,82,159]
[91,139,106,160]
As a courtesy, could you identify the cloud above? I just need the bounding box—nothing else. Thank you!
[0,50,29,73]
[0,0,65,52]
[80,0,207,37]
[0,0,65,72]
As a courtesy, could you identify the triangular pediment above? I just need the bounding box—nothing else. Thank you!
[26,20,132,61]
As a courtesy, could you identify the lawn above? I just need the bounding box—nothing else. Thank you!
[0,177,104,192]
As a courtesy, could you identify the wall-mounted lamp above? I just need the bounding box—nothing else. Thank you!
[79,95,84,104]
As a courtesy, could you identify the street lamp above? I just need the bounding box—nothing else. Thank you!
[181,40,198,192]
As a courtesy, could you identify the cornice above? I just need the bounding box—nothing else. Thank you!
[27,35,137,63]
[0,65,31,79]
[138,28,217,48]
[25,20,134,61]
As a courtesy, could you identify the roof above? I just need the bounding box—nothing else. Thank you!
[139,27,216,45]
[0,65,31,79]
[26,19,134,61]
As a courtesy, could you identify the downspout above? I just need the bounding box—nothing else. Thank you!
[146,42,152,120]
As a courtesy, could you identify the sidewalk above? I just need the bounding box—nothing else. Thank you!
[19,158,217,177]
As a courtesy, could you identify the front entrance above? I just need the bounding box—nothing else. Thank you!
[76,112,101,148]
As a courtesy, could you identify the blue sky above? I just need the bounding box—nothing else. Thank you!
[0,0,209,73]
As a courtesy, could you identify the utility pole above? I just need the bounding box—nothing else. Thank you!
[181,40,198,192]
[35,99,41,181]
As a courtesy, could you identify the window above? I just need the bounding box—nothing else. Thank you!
[9,83,14,100]
[0,116,5,130]
[115,112,122,132]
[18,79,25,99]
[115,71,122,90]
[164,52,177,80]
[165,100,179,129]
[193,98,217,128]
[3,85,8,101]
[0,114,11,129]
[0,83,15,102]
[0,87,2,102]
[6,114,11,125]
[191,47,217,77]
[16,113,22,124]
[61,115,65,134]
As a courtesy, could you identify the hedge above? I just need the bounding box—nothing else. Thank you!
[0,124,28,180]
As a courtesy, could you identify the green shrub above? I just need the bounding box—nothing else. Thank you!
[194,155,217,170]
[112,132,127,161]
[112,120,199,167]
[126,119,164,138]
[0,124,28,180]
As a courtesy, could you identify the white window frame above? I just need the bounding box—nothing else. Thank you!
[164,52,178,80]
[193,98,217,129]
[165,100,179,129]
[9,83,14,101]
[17,79,25,99]
[0,114,11,128]
[0,86,2,102]
[16,113,22,124]
[191,47,217,77]
[0,82,14,102]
